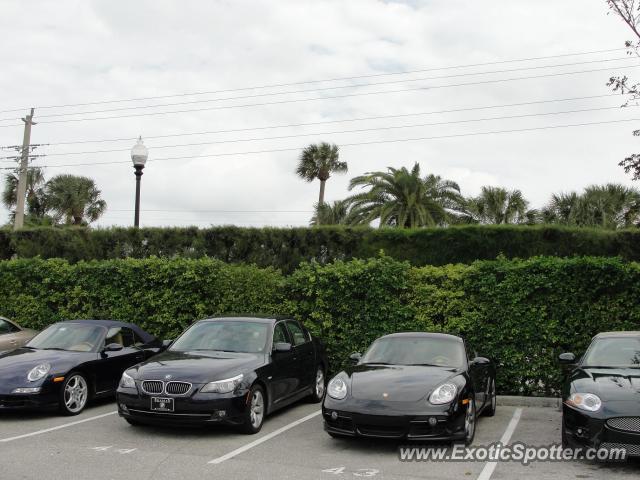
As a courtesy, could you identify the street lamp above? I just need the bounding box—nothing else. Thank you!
[131,136,148,228]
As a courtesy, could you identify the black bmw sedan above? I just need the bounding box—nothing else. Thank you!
[323,332,496,443]
[560,331,640,456]
[116,316,328,434]
[0,320,162,415]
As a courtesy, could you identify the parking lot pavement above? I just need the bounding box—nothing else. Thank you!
[1,402,639,479]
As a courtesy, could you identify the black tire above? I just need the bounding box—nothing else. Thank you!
[308,365,326,403]
[454,398,476,446]
[483,378,497,417]
[240,384,266,434]
[58,372,90,416]
[561,416,569,449]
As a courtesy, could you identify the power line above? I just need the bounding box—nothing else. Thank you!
[1,64,636,128]
[12,117,639,170]
[29,93,621,147]
[2,56,634,122]
[25,104,638,158]
[0,47,626,114]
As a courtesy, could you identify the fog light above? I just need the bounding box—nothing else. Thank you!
[576,428,584,435]
[331,411,338,421]
[215,410,226,418]
[119,403,129,413]
[12,387,41,394]
[428,417,438,427]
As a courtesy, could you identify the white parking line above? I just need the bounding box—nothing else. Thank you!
[476,407,523,480]
[208,410,322,465]
[0,411,117,443]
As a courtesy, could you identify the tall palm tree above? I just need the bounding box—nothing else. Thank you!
[2,167,47,218]
[465,186,531,224]
[346,163,463,228]
[45,174,107,225]
[296,143,347,213]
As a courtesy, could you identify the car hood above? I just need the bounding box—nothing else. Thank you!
[344,364,462,402]
[570,367,640,403]
[0,347,96,390]
[130,350,266,384]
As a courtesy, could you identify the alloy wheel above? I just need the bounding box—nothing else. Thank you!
[64,375,88,414]
[250,390,264,429]
[315,368,325,399]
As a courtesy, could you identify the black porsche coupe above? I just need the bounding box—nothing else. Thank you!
[0,320,162,415]
[559,331,640,456]
[116,316,328,434]
[322,332,496,443]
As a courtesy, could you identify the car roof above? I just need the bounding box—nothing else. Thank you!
[199,316,287,325]
[379,332,463,342]
[59,319,157,343]
[594,331,640,339]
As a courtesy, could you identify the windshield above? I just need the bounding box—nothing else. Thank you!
[582,337,640,368]
[360,336,466,368]
[27,323,105,352]
[170,321,268,354]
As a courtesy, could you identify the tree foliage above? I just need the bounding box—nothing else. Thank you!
[44,174,107,226]
[295,143,347,211]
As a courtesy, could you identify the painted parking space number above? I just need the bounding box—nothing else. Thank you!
[322,467,380,477]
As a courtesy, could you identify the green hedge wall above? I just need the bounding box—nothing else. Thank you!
[1,225,639,271]
[2,256,639,396]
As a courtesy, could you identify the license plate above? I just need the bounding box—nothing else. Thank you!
[151,397,174,412]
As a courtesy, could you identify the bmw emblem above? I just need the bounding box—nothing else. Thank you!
[164,374,172,380]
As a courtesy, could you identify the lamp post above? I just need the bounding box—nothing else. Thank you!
[131,136,148,228]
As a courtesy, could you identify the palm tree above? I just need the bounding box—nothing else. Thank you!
[543,184,640,229]
[296,143,347,214]
[310,200,349,226]
[2,167,47,218]
[465,186,531,224]
[346,163,463,228]
[45,174,107,225]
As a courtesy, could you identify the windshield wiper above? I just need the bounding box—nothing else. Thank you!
[406,363,448,367]
[42,347,67,351]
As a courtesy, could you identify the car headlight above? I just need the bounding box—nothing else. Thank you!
[120,371,136,389]
[27,363,51,382]
[201,374,244,394]
[568,393,602,412]
[327,377,348,400]
[429,383,458,405]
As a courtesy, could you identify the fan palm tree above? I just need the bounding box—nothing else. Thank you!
[543,184,640,229]
[346,163,463,228]
[45,174,107,225]
[2,167,47,216]
[296,143,347,214]
[465,186,531,224]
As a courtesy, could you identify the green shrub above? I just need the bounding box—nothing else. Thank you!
[1,255,639,396]
[1,225,639,271]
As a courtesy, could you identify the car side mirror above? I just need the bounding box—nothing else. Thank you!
[471,356,490,366]
[104,343,124,352]
[558,352,576,364]
[349,352,362,364]
[161,339,173,351]
[273,342,292,353]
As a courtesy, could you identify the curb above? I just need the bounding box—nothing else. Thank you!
[497,395,561,408]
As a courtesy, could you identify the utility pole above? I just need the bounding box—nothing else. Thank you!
[14,108,36,230]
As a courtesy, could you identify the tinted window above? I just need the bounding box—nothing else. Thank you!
[28,323,104,352]
[170,321,269,354]
[273,322,289,345]
[0,319,18,334]
[582,337,640,367]
[361,336,466,368]
[105,327,136,348]
[286,321,308,346]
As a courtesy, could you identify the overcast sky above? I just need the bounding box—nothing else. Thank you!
[0,0,639,228]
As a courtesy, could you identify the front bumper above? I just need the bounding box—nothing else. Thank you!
[563,404,640,456]
[0,392,58,411]
[116,387,251,426]
[322,397,466,440]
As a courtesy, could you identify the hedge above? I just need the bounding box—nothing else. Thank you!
[1,225,640,272]
[2,256,639,396]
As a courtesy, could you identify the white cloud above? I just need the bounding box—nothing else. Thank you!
[0,0,637,227]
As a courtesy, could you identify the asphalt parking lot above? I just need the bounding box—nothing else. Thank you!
[1,400,638,480]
